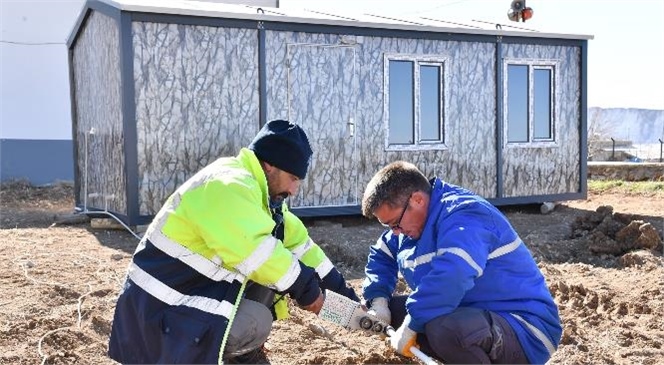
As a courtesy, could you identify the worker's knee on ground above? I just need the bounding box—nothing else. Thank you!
[424,308,493,357]
[225,299,273,356]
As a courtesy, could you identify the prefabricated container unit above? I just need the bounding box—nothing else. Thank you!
[67,0,592,226]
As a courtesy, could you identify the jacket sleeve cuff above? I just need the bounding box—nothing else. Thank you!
[362,285,393,303]
[320,268,360,302]
[407,314,425,332]
[283,261,321,307]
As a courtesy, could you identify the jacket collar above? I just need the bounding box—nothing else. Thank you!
[237,148,270,209]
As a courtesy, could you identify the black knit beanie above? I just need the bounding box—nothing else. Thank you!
[248,120,313,179]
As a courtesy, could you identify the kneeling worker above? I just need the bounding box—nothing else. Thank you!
[362,161,562,364]
[108,120,359,364]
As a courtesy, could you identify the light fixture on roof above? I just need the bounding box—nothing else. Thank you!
[507,0,534,22]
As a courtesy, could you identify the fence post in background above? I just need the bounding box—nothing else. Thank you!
[659,138,663,163]
[611,138,616,161]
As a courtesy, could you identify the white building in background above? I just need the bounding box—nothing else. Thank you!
[1,0,85,184]
[1,0,277,185]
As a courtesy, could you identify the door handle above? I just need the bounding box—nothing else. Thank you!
[347,118,355,138]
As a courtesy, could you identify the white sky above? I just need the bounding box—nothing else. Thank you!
[282,0,664,110]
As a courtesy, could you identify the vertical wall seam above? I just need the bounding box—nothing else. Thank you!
[580,40,588,196]
[119,11,139,225]
[68,47,81,207]
[258,23,267,128]
[495,36,504,199]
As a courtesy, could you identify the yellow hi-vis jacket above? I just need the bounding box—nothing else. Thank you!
[108,148,354,364]
[158,148,336,316]
[161,148,334,312]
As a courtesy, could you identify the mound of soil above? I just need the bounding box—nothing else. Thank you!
[571,205,663,258]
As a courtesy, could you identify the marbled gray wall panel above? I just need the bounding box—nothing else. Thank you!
[72,11,126,214]
[502,44,581,197]
[265,32,359,207]
[357,38,497,199]
[266,31,497,206]
[286,45,358,207]
[133,22,259,215]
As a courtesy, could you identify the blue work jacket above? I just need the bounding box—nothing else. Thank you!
[363,178,562,364]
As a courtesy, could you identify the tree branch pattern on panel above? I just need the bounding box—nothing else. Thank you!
[73,11,126,214]
[266,32,499,204]
[133,23,259,215]
[266,32,360,207]
[501,44,581,197]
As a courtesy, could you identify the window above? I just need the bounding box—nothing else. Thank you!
[505,61,556,145]
[385,55,447,150]
[388,60,414,144]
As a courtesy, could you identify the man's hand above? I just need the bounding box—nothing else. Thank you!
[389,315,418,357]
[301,292,324,314]
[367,297,391,324]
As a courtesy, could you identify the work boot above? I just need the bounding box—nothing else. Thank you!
[225,345,269,364]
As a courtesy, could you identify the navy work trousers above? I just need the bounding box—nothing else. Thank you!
[388,295,530,364]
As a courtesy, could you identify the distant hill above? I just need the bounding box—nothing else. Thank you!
[589,107,664,144]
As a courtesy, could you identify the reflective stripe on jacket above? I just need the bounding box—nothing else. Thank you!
[362,178,562,365]
[109,148,337,364]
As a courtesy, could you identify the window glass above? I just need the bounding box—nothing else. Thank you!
[420,65,442,141]
[507,64,528,143]
[533,68,552,140]
[388,60,414,144]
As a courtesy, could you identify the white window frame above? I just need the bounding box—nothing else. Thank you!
[503,59,559,148]
[384,53,449,151]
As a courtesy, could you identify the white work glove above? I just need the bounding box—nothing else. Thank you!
[367,297,391,324]
[389,315,418,358]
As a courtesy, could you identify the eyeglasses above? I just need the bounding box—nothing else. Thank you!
[381,193,411,232]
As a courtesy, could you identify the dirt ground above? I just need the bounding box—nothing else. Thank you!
[1,180,663,365]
